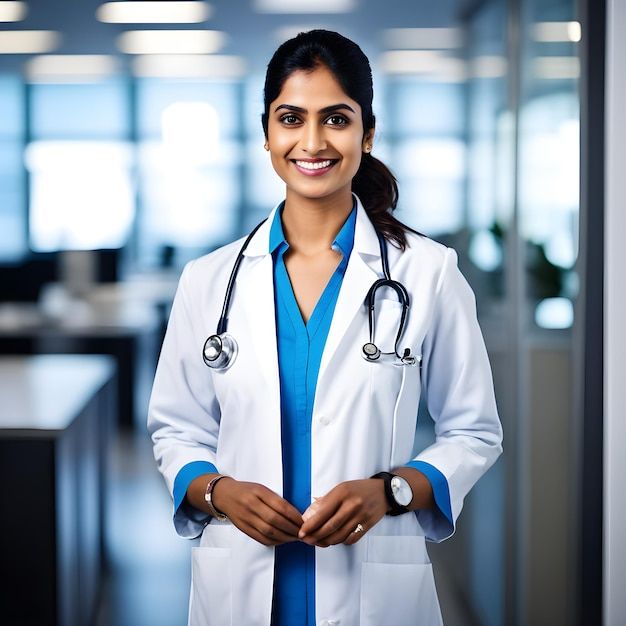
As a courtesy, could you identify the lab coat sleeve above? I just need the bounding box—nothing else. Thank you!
[411,247,503,542]
[404,459,453,534]
[147,260,222,539]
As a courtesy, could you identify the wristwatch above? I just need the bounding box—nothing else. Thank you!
[371,471,413,516]
[204,475,229,521]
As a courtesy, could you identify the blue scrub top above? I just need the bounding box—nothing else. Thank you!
[269,200,357,626]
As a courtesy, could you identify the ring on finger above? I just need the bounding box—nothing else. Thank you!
[352,523,365,534]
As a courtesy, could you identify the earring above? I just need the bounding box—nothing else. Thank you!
[264,142,269,151]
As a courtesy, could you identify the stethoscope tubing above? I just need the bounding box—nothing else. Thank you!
[204,212,414,370]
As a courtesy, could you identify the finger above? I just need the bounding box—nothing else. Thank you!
[308,516,363,547]
[253,500,302,537]
[257,489,303,528]
[248,511,301,544]
[299,497,342,536]
[303,505,354,542]
[229,514,274,546]
[343,521,368,546]
[302,498,323,522]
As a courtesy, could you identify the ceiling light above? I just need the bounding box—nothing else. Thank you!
[0,1,27,22]
[273,24,332,42]
[132,54,246,78]
[0,31,61,54]
[379,50,466,81]
[254,0,356,13]
[117,29,226,54]
[380,50,443,73]
[533,56,580,79]
[382,28,463,50]
[533,21,582,43]
[469,55,507,79]
[97,1,211,24]
[25,55,120,83]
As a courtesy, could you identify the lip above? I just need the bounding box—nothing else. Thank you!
[291,158,339,177]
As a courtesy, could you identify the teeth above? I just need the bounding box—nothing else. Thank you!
[295,159,334,170]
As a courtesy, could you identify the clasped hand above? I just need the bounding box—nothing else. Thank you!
[212,478,389,547]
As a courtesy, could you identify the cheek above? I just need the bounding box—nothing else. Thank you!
[340,144,364,175]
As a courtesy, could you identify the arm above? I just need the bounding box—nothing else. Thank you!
[148,260,302,543]
[407,247,503,542]
[299,247,502,546]
[147,261,224,538]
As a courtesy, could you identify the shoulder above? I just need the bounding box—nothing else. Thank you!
[404,230,449,261]
[399,230,458,283]
[179,236,248,288]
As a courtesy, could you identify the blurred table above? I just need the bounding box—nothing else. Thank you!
[0,355,116,626]
[0,292,161,429]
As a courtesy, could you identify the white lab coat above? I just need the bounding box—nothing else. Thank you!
[148,192,503,626]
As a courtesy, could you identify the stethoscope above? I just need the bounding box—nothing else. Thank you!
[202,215,417,371]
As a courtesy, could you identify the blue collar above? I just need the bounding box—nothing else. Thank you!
[268,198,357,258]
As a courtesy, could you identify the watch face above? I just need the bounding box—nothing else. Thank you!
[391,476,413,507]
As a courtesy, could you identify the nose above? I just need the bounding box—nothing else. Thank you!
[302,121,327,154]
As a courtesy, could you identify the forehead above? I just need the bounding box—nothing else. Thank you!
[273,66,358,109]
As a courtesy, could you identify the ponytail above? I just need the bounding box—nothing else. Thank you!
[352,152,419,251]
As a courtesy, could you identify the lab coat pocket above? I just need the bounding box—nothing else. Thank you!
[360,535,443,626]
[189,546,232,626]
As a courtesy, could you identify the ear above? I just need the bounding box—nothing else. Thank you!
[362,128,375,152]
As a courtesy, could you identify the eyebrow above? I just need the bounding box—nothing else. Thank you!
[274,103,356,115]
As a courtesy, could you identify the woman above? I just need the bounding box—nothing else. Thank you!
[148,29,502,626]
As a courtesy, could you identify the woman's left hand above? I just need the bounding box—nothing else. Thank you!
[298,479,389,547]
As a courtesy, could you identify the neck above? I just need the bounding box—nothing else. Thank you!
[281,187,354,255]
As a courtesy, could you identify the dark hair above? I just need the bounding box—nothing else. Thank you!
[261,29,418,250]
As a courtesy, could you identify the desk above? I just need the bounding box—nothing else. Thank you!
[0,355,116,626]
[0,299,160,428]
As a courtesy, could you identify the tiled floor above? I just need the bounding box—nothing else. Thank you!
[95,430,476,626]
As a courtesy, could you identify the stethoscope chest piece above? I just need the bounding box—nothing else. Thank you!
[203,333,238,371]
[362,342,381,361]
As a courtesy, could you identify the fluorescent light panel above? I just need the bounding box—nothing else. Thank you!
[97,1,211,24]
[254,0,356,13]
[382,28,463,50]
[0,1,27,22]
[533,21,582,43]
[273,24,331,42]
[25,55,120,82]
[379,50,466,81]
[0,30,61,53]
[117,29,226,54]
[133,54,245,78]
[470,55,507,79]
[533,56,580,79]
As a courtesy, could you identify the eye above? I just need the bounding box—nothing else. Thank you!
[280,114,300,125]
[326,114,349,126]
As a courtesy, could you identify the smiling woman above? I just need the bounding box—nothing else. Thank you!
[148,29,502,626]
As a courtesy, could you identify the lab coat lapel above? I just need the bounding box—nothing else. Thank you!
[237,195,383,397]
[238,205,281,393]
[317,197,381,384]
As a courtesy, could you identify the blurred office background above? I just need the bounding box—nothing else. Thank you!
[0,0,621,625]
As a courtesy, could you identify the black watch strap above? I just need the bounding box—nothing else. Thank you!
[371,471,410,516]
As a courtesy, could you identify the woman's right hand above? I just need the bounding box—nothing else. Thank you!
[188,475,303,546]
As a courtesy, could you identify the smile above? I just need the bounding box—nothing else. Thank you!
[291,159,338,176]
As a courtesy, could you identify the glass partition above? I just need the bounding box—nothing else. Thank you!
[0,75,26,262]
